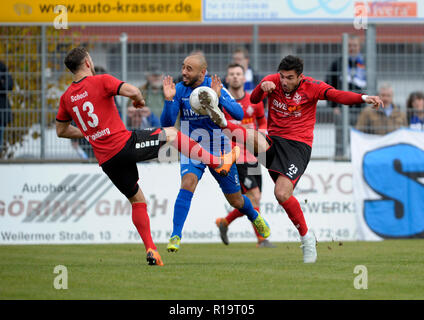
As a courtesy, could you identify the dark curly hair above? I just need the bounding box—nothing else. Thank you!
[278,55,304,75]
[64,47,89,73]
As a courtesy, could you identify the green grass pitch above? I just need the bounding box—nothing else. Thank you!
[1,240,423,300]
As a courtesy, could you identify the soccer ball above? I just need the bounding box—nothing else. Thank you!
[189,86,219,115]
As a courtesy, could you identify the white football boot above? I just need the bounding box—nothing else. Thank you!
[198,89,227,128]
[300,231,317,263]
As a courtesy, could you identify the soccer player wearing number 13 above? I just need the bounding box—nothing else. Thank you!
[55,47,240,266]
[203,55,384,263]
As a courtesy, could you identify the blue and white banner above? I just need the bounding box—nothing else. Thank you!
[351,128,424,240]
[203,0,423,23]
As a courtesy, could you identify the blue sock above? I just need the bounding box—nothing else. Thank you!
[171,189,194,239]
[238,195,259,222]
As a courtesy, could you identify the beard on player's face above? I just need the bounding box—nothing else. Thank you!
[183,74,200,87]
[281,77,301,93]
[229,81,243,90]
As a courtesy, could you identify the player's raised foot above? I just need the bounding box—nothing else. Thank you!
[215,217,229,245]
[198,90,227,128]
[257,239,276,248]
[146,248,164,266]
[252,214,270,239]
[167,235,181,252]
[300,231,317,263]
[214,146,240,177]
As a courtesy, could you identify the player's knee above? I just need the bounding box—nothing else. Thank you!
[163,127,178,142]
[180,173,198,192]
[274,188,291,204]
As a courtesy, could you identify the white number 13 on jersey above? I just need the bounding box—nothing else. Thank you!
[72,101,99,131]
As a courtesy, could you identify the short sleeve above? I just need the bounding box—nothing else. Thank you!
[56,95,72,122]
[101,74,125,96]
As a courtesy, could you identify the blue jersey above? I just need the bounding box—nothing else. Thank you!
[160,77,244,155]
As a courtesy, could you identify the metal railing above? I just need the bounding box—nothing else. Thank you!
[0,24,423,162]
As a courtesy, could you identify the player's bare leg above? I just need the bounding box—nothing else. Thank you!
[222,125,270,161]
[129,188,164,266]
[274,175,317,263]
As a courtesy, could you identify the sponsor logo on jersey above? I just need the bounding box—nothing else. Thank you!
[135,140,160,149]
[85,128,111,142]
[272,99,287,111]
[287,105,302,113]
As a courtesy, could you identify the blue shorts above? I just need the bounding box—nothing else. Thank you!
[180,156,241,195]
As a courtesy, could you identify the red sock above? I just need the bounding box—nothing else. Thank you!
[173,131,221,168]
[280,196,308,237]
[222,122,247,144]
[225,208,244,224]
[132,202,156,251]
[225,121,247,136]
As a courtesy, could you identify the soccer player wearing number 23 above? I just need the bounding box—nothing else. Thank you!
[207,55,384,263]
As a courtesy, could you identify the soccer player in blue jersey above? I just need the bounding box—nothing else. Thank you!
[161,53,270,252]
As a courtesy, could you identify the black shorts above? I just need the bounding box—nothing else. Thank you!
[236,162,262,193]
[263,135,311,187]
[101,128,166,199]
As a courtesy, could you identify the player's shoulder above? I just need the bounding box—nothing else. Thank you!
[301,76,329,87]
[60,84,74,102]
[175,81,185,89]
[92,74,114,83]
[175,82,189,95]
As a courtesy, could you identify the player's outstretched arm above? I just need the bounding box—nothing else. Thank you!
[209,74,243,120]
[119,83,145,108]
[325,89,384,109]
[210,74,222,98]
[56,120,84,139]
[161,76,180,127]
[363,95,385,109]
[163,75,176,101]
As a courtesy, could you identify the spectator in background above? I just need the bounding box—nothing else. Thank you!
[231,47,259,93]
[0,60,13,155]
[127,105,160,130]
[356,83,407,135]
[128,64,164,119]
[326,34,366,156]
[406,91,424,130]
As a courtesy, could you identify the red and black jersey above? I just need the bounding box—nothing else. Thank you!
[56,74,131,165]
[251,74,363,147]
[223,92,266,130]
